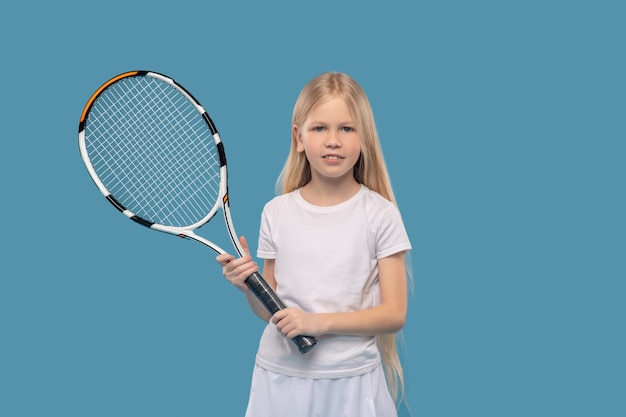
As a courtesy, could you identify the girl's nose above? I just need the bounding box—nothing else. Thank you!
[325,132,341,148]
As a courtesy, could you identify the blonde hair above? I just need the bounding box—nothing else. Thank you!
[277,72,408,404]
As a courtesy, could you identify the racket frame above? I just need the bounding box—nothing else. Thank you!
[78,70,316,353]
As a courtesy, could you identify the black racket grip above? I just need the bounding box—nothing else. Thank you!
[245,272,317,354]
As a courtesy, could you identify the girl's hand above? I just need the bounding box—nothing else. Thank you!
[272,308,324,339]
[215,236,258,293]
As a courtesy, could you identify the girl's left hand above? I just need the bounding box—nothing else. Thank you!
[272,308,323,339]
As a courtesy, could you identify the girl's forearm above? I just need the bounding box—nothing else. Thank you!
[244,290,272,322]
[318,305,406,336]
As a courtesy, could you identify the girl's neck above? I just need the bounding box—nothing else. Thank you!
[299,179,361,207]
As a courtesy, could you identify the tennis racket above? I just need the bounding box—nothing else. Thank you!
[78,70,317,354]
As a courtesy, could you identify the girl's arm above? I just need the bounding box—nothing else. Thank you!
[215,236,274,323]
[243,259,275,322]
[272,251,408,338]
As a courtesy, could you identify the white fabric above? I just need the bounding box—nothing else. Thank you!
[244,363,398,417]
[256,185,412,379]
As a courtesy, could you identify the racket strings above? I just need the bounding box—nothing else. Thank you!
[85,76,222,227]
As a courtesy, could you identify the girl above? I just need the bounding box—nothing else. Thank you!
[217,72,412,417]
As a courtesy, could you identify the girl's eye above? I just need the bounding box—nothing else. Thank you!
[342,126,354,133]
[313,126,325,132]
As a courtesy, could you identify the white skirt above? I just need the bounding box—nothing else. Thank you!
[244,363,397,417]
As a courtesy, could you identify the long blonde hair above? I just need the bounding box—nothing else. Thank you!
[278,72,408,404]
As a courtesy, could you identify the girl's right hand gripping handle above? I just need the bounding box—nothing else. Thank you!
[245,272,317,354]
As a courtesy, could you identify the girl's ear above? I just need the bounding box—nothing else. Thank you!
[293,124,305,152]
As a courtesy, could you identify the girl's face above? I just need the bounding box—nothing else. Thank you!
[294,96,361,186]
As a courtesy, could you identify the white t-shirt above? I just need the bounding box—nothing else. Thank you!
[255,185,412,379]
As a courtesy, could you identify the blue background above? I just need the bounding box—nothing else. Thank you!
[1,1,624,416]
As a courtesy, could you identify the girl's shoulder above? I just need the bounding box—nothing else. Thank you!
[359,186,397,212]
[262,189,299,214]
[357,186,408,229]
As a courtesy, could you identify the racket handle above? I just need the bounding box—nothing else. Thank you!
[245,272,317,354]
